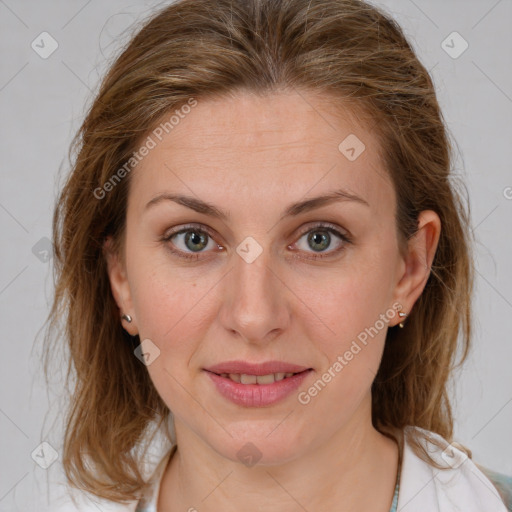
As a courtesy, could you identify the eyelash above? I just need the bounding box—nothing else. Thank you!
[161,222,352,261]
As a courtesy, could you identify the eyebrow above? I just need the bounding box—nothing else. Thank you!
[144,187,369,221]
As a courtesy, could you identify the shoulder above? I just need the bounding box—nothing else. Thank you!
[477,464,512,512]
[397,426,510,512]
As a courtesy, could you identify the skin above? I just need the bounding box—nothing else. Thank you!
[105,89,441,511]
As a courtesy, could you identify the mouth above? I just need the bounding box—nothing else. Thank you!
[203,366,314,407]
[204,370,309,384]
[204,360,311,376]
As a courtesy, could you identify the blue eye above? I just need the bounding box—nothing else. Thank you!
[162,222,351,261]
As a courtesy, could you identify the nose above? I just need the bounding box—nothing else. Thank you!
[218,243,291,345]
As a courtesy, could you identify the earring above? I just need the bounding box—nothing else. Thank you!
[121,313,132,323]
[398,311,407,328]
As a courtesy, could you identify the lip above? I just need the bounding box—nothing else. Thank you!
[204,368,313,407]
[204,360,311,375]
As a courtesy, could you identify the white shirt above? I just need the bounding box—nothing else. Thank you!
[396,426,509,511]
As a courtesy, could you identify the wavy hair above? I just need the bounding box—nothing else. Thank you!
[43,0,474,503]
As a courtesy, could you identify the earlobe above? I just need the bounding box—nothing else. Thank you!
[392,210,441,325]
[103,236,138,335]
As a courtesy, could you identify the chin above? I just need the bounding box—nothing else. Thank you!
[208,428,306,467]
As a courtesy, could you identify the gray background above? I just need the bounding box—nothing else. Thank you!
[1,0,511,510]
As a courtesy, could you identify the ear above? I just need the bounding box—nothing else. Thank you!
[391,210,441,326]
[103,236,138,336]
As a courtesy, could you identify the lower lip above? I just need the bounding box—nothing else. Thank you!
[205,369,313,407]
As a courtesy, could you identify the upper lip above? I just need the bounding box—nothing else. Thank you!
[204,360,312,376]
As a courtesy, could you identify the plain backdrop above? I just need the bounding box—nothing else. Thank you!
[0,0,511,510]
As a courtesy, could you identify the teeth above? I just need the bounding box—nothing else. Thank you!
[241,374,257,384]
[255,373,275,384]
[219,372,298,384]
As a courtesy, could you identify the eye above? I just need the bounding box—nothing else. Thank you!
[161,222,352,261]
[162,224,222,260]
[291,223,352,260]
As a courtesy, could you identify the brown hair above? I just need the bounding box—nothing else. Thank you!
[43,0,474,503]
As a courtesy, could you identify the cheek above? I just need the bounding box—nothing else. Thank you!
[294,242,396,384]
[298,245,395,335]
[127,258,196,347]
[296,274,390,422]
[131,269,213,407]
[129,245,215,335]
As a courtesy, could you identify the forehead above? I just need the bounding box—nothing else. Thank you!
[129,90,394,218]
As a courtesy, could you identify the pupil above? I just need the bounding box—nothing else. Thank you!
[309,230,330,251]
[185,231,207,252]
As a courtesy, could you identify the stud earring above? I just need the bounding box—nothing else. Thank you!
[398,311,407,328]
[121,313,132,323]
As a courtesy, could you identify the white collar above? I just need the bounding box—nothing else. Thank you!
[397,426,507,511]
[130,426,508,512]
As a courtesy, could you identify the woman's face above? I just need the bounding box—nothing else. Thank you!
[106,90,433,464]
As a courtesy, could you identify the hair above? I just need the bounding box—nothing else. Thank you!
[43,0,474,504]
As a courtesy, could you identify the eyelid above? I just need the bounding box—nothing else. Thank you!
[163,222,218,242]
[163,221,351,242]
[295,221,351,240]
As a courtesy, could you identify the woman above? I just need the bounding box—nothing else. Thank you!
[44,0,512,510]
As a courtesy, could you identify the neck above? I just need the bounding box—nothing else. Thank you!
[158,402,399,512]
